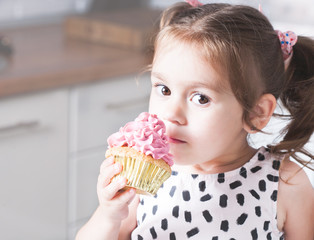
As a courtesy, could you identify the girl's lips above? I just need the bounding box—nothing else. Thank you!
[168,137,186,144]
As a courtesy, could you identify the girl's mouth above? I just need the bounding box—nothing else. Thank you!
[168,137,186,144]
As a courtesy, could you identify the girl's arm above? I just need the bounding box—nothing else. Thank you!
[75,206,123,240]
[76,157,136,240]
[118,195,140,240]
[278,160,314,240]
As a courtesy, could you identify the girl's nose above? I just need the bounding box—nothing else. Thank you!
[162,101,187,126]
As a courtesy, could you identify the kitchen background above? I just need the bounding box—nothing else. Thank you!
[0,0,313,239]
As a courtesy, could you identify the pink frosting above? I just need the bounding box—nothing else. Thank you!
[107,112,173,166]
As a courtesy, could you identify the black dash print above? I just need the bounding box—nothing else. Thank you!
[182,191,191,201]
[199,181,206,192]
[271,190,278,201]
[264,221,270,231]
[142,213,146,222]
[259,180,266,192]
[220,220,229,232]
[240,167,247,178]
[200,194,212,202]
[137,235,143,240]
[152,205,158,215]
[185,211,192,223]
[218,173,225,183]
[272,160,280,170]
[267,174,279,182]
[251,228,258,240]
[161,218,168,230]
[236,193,245,206]
[186,227,199,238]
[202,210,213,223]
[212,237,218,240]
[249,189,260,200]
[219,194,228,208]
[172,171,178,176]
[170,232,176,240]
[230,180,242,189]
[150,227,157,239]
[258,153,265,161]
[237,213,248,225]
[191,174,198,179]
[250,166,262,173]
[172,205,179,218]
[255,206,261,217]
[169,186,176,197]
[267,232,272,240]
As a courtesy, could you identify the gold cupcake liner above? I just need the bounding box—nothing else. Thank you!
[112,155,171,196]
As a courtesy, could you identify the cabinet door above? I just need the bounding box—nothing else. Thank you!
[68,151,104,239]
[68,75,151,233]
[0,90,68,240]
[69,74,151,153]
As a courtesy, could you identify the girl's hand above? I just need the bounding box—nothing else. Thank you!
[97,157,136,223]
[75,157,136,240]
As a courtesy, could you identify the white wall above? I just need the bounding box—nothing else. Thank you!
[150,0,314,26]
[0,0,91,24]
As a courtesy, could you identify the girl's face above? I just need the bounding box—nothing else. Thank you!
[149,42,252,172]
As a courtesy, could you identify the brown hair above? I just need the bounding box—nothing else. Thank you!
[153,3,314,169]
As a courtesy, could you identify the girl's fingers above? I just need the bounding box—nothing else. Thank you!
[101,177,128,201]
[98,159,122,188]
[99,157,115,174]
[115,188,136,205]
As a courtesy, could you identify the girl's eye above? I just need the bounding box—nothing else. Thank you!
[156,85,171,96]
[191,94,210,105]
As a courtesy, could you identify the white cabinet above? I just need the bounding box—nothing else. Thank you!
[69,74,151,153]
[0,89,68,240]
[67,74,151,238]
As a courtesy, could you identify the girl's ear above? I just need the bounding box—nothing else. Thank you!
[244,94,277,133]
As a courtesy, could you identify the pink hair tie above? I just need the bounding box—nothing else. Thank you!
[185,0,203,7]
[276,30,298,61]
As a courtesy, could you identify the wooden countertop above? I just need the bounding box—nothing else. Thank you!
[0,23,151,98]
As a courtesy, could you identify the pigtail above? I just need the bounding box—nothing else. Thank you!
[270,36,314,169]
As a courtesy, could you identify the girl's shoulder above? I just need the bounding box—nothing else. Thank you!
[277,159,314,239]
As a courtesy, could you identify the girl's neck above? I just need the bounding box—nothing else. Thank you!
[173,146,257,175]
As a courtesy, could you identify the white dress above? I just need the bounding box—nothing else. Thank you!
[131,147,284,240]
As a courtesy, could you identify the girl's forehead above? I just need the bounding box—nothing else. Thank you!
[152,39,231,93]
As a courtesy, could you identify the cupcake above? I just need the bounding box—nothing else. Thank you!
[105,112,173,196]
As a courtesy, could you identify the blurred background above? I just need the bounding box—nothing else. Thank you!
[0,0,313,239]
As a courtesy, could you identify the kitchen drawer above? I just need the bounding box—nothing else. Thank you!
[0,90,68,239]
[69,74,151,153]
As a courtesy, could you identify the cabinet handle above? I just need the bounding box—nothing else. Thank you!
[105,95,150,110]
[0,120,40,133]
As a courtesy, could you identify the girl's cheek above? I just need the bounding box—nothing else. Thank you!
[148,96,160,114]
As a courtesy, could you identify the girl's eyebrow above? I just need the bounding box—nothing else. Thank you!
[151,71,225,93]
[151,71,167,82]
[191,80,225,93]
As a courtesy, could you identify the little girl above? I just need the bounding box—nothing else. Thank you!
[76,1,314,239]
